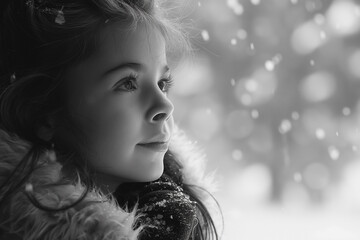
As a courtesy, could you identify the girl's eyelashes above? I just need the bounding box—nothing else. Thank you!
[113,73,174,93]
[158,75,174,93]
[114,73,138,92]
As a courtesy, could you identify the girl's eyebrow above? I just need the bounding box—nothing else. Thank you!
[102,62,170,77]
[102,62,142,77]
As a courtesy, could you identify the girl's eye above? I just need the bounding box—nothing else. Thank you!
[114,75,138,92]
[158,76,174,93]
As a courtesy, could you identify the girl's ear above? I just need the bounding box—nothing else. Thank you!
[37,117,56,142]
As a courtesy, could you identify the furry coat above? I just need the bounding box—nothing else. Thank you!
[0,126,216,240]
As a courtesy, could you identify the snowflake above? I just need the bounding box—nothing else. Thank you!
[279,119,292,134]
[315,128,326,140]
[201,30,210,41]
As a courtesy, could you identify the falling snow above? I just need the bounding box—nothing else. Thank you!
[315,128,326,140]
[250,0,261,5]
[227,0,244,15]
[342,107,351,116]
[184,0,360,238]
[25,183,33,192]
[279,119,292,134]
[264,54,282,71]
[201,30,210,41]
[250,43,255,50]
[265,61,275,71]
[328,146,340,160]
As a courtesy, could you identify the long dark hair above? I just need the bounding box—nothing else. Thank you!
[0,0,220,239]
[163,152,222,240]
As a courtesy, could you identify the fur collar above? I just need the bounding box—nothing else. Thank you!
[0,125,216,239]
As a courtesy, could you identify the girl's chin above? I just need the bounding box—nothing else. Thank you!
[128,170,164,183]
[138,161,164,182]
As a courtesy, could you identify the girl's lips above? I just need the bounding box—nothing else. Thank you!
[137,142,169,152]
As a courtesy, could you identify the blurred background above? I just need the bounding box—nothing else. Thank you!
[167,0,360,239]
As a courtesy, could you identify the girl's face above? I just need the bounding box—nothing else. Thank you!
[64,22,174,190]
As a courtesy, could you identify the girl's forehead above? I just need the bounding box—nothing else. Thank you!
[96,21,166,58]
[65,21,167,83]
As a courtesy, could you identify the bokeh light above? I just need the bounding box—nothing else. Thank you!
[326,0,360,36]
[300,71,337,102]
[169,0,360,239]
[234,69,278,106]
[291,20,326,55]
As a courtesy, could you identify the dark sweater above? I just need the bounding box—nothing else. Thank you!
[114,157,198,240]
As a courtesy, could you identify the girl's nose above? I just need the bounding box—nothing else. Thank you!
[146,92,174,124]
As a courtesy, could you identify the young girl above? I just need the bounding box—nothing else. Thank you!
[0,0,220,239]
